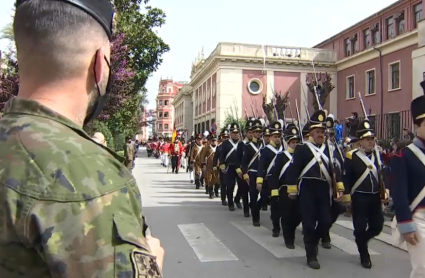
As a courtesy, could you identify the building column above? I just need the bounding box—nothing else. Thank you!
[412,20,425,100]
[266,70,274,100]
[216,69,243,126]
[329,72,338,118]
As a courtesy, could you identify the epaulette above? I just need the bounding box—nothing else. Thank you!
[345,149,357,160]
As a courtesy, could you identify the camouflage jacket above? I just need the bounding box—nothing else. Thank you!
[0,99,162,278]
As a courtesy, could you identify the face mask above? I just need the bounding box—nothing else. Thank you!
[84,55,113,125]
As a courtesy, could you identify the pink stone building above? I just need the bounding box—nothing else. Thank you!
[154,79,186,137]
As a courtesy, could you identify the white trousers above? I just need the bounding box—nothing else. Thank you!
[163,153,169,167]
[408,210,425,278]
[181,155,187,168]
[189,170,194,181]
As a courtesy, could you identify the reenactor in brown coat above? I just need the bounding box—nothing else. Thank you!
[200,133,220,198]
[189,134,204,189]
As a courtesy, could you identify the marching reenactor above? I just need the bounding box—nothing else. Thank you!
[241,119,263,225]
[343,118,384,269]
[321,115,346,249]
[392,82,425,277]
[200,133,220,198]
[189,134,204,189]
[256,121,284,227]
[235,121,254,209]
[214,129,230,206]
[286,110,345,270]
[170,137,183,174]
[259,126,272,210]
[269,123,301,248]
[219,123,245,212]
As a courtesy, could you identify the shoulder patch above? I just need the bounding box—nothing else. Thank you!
[345,149,357,160]
[131,249,162,277]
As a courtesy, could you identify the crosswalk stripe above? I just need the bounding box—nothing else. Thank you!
[335,220,408,251]
[231,221,305,258]
[178,223,238,262]
[297,225,380,255]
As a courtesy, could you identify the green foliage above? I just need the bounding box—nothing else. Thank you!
[114,0,170,92]
[221,113,246,132]
[0,23,13,41]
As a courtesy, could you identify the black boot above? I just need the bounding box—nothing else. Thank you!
[214,185,220,197]
[221,199,228,206]
[306,245,320,269]
[209,188,214,199]
[195,179,200,189]
[272,228,280,238]
[356,238,372,269]
[205,186,209,194]
[252,216,260,227]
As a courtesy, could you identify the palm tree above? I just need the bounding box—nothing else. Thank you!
[0,23,13,42]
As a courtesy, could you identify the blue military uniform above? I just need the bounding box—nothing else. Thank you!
[241,119,264,224]
[213,129,230,206]
[219,123,245,212]
[269,123,302,247]
[343,118,384,268]
[286,109,345,269]
[391,83,425,277]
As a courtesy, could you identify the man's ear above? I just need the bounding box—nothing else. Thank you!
[94,47,106,93]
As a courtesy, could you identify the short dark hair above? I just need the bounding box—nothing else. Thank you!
[14,0,108,80]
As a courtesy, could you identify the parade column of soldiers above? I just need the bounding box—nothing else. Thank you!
[187,100,396,270]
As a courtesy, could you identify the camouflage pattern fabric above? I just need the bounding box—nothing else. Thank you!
[0,98,162,278]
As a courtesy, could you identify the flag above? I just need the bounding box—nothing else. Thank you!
[171,122,177,144]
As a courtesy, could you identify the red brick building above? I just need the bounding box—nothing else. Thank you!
[154,78,186,137]
[315,0,423,138]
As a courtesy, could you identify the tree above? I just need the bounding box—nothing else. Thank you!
[262,91,290,123]
[0,49,19,113]
[306,72,335,111]
[0,23,13,41]
[114,0,170,93]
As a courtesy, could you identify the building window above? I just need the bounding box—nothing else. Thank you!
[386,17,395,39]
[168,88,171,93]
[372,28,380,44]
[161,88,165,94]
[247,79,263,95]
[159,124,163,130]
[389,62,400,90]
[164,112,169,118]
[344,38,351,56]
[351,34,358,53]
[414,3,423,28]
[365,69,376,95]
[158,100,163,106]
[396,12,405,35]
[164,124,169,130]
[159,112,163,118]
[164,100,169,106]
[346,76,355,99]
[364,29,371,49]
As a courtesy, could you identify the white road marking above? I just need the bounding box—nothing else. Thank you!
[335,220,407,251]
[178,223,238,262]
[231,221,305,258]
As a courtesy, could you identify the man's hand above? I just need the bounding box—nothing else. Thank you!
[403,231,421,246]
[256,183,262,191]
[334,191,344,202]
[202,166,207,172]
[146,236,165,271]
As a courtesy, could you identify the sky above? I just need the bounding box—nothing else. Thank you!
[0,0,399,109]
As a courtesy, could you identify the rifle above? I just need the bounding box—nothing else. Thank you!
[357,92,387,201]
[311,61,338,199]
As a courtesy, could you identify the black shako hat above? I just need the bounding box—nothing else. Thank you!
[356,119,375,139]
[17,0,115,40]
[269,121,283,135]
[219,129,229,137]
[285,123,300,142]
[302,122,310,137]
[229,122,240,133]
[252,119,262,131]
[412,81,425,125]
[309,110,327,130]
[326,114,335,134]
[245,119,254,131]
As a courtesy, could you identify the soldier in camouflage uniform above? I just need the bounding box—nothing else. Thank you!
[0,0,164,277]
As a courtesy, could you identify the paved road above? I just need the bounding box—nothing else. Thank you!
[134,148,412,278]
